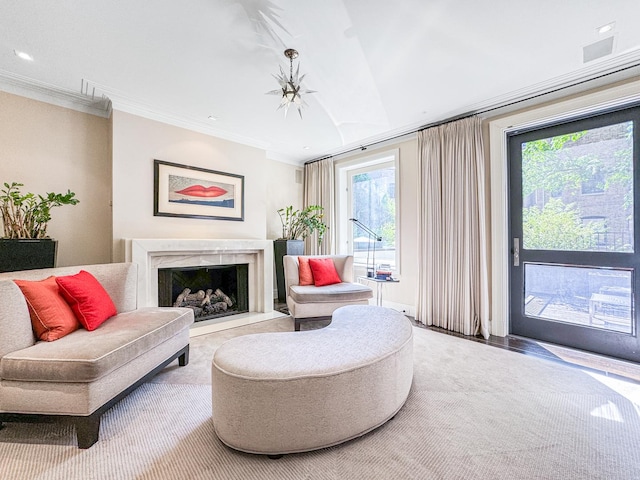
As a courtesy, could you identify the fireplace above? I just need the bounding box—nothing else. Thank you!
[158,264,249,322]
[126,239,274,321]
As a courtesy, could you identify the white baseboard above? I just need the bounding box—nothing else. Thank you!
[372,299,416,318]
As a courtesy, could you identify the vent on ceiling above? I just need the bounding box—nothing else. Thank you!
[583,37,614,63]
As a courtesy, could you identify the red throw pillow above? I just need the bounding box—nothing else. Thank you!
[56,270,117,331]
[308,258,342,287]
[298,256,314,285]
[14,276,80,341]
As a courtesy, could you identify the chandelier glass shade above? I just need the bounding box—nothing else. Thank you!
[267,48,315,118]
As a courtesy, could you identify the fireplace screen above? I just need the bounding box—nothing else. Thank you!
[158,265,249,322]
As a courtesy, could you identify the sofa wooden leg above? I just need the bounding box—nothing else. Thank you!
[178,345,190,366]
[294,318,300,331]
[267,454,284,460]
[75,414,101,449]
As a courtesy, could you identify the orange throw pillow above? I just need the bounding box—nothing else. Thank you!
[298,257,314,285]
[308,258,342,287]
[56,270,117,331]
[14,276,80,341]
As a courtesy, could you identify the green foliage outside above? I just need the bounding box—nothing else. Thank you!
[522,199,600,251]
[379,195,395,246]
[521,132,589,198]
[352,169,395,248]
[521,122,633,251]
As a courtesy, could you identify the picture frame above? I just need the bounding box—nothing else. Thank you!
[154,159,244,221]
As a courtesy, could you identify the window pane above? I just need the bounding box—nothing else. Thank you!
[351,165,396,270]
[524,263,633,334]
[521,121,634,252]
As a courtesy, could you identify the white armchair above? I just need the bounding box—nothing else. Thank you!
[283,255,373,330]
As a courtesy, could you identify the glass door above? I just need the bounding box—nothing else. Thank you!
[509,105,640,362]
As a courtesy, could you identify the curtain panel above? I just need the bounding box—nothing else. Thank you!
[416,116,490,338]
[303,157,335,255]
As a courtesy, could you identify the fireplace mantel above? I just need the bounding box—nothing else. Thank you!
[126,239,273,316]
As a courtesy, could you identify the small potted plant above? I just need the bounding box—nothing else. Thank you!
[274,205,327,302]
[0,181,79,272]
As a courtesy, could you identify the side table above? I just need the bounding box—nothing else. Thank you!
[357,276,399,306]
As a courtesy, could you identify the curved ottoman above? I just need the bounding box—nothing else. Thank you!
[211,305,413,455]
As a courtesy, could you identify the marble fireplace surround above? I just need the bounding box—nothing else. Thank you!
[126,239,276,332]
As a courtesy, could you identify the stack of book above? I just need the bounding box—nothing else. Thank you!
[375,264,393,281]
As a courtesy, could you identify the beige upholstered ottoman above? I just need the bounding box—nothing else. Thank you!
[211,305,413,455]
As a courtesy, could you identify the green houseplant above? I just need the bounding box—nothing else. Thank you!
[0,182,79,272]
[274,205,327,302]
[277,205,327,243]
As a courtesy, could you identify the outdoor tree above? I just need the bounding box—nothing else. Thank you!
[522,198,600,250]
[521,122,633,251]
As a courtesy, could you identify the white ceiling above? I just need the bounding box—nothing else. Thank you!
[2,0,640,164]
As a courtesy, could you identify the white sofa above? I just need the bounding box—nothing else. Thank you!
[0,262,194,448]
[283,255,373,330]
[211,305,414,456]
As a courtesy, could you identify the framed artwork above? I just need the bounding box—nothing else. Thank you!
[154,159,244,221]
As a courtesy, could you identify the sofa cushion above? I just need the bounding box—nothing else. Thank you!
[56,270,117,331]
[0,307,193,383]
[308,258,342,286]
[297,257,314,286]
[289,282,373,304]
[14,276,80,342]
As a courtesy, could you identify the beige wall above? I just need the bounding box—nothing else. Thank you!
[0,91,112,266]
[110,110,302,262]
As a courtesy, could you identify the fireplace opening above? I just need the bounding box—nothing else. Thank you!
[158,264,249,322]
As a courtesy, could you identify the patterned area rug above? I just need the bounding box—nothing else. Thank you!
[1,317,640,479]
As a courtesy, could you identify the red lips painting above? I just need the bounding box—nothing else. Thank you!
[174,185,228,198]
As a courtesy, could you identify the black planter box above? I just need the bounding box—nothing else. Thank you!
[0,239,57,273]
[274,239,304,302]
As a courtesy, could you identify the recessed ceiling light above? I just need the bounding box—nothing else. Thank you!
[208,115,217,121]
[14,50,34,61]
[303,146,311,150]
[597,22,615,34]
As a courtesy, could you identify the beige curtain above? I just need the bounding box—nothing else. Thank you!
[303,157,335,255]
[416,116,490,338]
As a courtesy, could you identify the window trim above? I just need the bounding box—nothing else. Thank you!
[335,149,401,274]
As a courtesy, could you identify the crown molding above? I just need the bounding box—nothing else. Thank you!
[0,70,111,118]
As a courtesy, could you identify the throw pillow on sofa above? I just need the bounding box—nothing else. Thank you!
[14,276,80,341]
[297,256,315,285]
[56,270,117,331]
[308,258,342,287]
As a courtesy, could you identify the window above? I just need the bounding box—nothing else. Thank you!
[336,151,399,272]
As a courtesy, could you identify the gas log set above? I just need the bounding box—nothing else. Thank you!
[173,288,234,318]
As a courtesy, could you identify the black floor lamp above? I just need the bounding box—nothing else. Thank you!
[349,218,381,278]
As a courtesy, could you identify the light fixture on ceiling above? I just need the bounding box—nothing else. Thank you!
[14,50,33,61]
[597,22,615,34]
[266,48,315,119]
[208,115,217,121]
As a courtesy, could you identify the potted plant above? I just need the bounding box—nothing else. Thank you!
[0,182,79,272]
[274,205,327,302]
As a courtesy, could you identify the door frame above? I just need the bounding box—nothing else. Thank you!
[489,79,640,338]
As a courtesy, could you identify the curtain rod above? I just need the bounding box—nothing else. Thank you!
[305,62,640,165]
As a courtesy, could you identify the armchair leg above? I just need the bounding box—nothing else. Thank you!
[294,318,301,331]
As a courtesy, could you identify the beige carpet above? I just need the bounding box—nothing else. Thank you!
[1,316,640,479]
